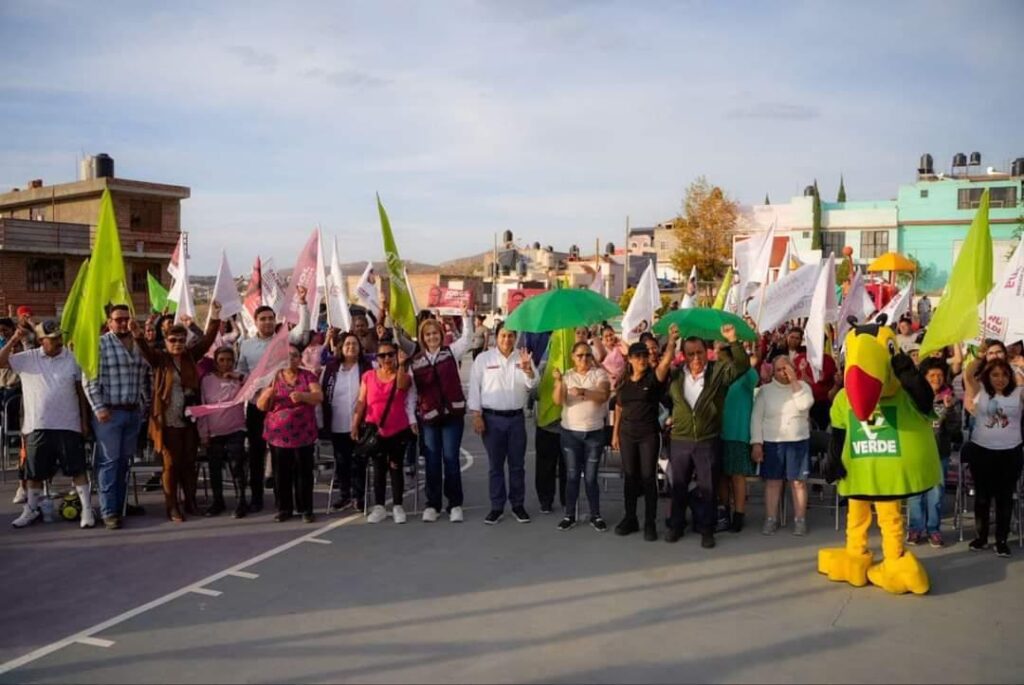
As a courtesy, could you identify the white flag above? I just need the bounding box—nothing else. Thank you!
[207,251,243,325]
[355,261,381,316]
[680,265,698,309]
[749,222,777,289]
[837,268,871,344]
[622,261,660,343]
[779,239,792,279]
[872,283,913,325]
[589,262,605,294]
[747,261,821,332]
[261,258,285,316]
[168,233,196,324]
[983,240,1024,343]
[805,253,837,382]
[326,237,353,332]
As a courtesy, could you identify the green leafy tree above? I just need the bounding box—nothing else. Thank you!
[669,177,739,282]
[811,179,822,250]
[764,193,770,205]
[837,175,847,202]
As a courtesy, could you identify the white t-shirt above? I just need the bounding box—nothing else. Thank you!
[561,368,610,432]
[8,348,83,434]
[971,389,1023,450]
[330,364,362,434]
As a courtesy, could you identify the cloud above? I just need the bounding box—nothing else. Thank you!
[727,103,820,121]
[303,67,390,90]
[226,45,278,72]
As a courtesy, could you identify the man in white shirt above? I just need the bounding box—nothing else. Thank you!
[0,321,94,529]
[468,327,537,524]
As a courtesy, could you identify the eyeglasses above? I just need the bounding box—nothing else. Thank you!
[166,337,186,344]
[378,352,396,359]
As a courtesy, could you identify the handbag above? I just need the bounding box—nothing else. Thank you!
[353,376,399,458]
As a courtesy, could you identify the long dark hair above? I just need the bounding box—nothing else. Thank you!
[336,332,371,376]
[980,359,1017,397]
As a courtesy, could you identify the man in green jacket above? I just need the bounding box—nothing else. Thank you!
[666,323,750,548]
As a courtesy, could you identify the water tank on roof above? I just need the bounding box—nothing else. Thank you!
[93,153,115,178]
[952,152,967,168]
[516,259,527,277]
[969,151,982,166]
[569,244,580,259]
[919,153,934,174]
[605,242,615,255]
[1012,158,1024,177]
[502,230,513,244]
[803,185,816,197]
[532,241,540,249]
[545,245,553,252]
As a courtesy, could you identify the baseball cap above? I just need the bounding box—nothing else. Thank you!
[34,320,63,339]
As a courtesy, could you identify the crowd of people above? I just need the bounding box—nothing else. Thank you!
[1,296,1022,558]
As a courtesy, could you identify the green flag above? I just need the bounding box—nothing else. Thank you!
[537,328,573,428]
[377,194,417,336]
[147,272,175,313]
[712,267,733,310]
[60,258,90,338]
[919,189,993,357]
[68,188,131,379]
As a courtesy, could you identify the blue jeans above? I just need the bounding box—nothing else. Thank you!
[907,457,948,534]
[422,416,465,510]
[561,428,603,518]
[92,409,141,518]
[481,413,527,511]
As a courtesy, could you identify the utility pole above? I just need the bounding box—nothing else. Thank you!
[624,215,630,290]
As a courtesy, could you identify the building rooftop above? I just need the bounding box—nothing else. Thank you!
[0,176,190,210]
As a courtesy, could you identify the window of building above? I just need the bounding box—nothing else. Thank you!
[129,199,163,232]
[132,262,163,293]
[920,189,928,198]
[860,230,889,260]
[26,258,65,292]
[957,186,1018,209]
[821,231,846,257]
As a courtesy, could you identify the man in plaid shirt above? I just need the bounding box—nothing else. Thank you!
[83,304,146,529]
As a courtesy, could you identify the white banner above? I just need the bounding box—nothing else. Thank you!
[207,251,243,326]
[837,269,871,344]
[355,262,381,316]
[805,253,837,382]
[984,240,1024,343]
[680,265,698,309]
[168,233,196,324]
[871,283,913,325]
[326,236,353,332]
[261,258,285,316]
[622,261,660,343]
[747,261,820,332]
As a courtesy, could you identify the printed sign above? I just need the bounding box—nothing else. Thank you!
[427,287,475,315]
[848,406,901,458]
[506,288,546,313]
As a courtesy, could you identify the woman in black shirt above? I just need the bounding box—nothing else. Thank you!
[612,326,678,540]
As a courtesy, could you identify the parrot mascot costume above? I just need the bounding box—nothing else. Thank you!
[818,315,941,595]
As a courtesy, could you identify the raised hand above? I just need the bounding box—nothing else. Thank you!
[210,300,222,318]
[668,323,680,345]
[518,348,533,370]
[296,286,308,305]
[720,323,737,343]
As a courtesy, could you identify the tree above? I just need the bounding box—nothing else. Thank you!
[669,177,739,282]
[764,193,770,205]
[837,175,847,203]
[811,179,822,250]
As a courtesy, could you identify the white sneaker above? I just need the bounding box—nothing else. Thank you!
[422,507,439,523]
[12,486,26,504]
[367,505,387,524]
[392,505,407,524]
[12,506,40,529]
[80,506,96,529]
[40,499,57,524]
[449,506,464,523]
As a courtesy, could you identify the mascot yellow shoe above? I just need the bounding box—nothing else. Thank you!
[819,315,941,596]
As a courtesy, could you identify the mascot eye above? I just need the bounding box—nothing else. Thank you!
[887,340,896,355]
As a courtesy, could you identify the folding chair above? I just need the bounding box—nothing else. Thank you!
[805,429,842,531]
[1,394,23,483]
[313,439,338,514]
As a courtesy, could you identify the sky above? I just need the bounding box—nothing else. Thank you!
[1,0,1022,274]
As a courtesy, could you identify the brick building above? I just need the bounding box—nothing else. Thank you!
[0,162,189,317]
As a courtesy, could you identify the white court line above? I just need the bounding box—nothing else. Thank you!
[227,571,259,580]
[0,447,476,676]
[303,537,331,545]
[189,588,223,597]
[74,637,115,649]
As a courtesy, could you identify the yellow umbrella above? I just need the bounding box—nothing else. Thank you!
[866,252,916,273]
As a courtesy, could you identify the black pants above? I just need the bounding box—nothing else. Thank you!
[245,404,268,505]
[535,426,566,510]
[968,443,1024,544]
[621,431,660,524]
[373,432,408,508]
[668,439,720,535]
[272,445,315,516]
[207,431,247,507]
[810,401,831,432]
[331,432,366,507]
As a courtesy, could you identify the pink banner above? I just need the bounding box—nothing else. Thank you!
[427,286,475,314]
[186,327,291,419]
[280,228,320,325]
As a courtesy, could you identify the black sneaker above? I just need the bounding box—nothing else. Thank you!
[539,502,553,514]
[590,516,608,533]
[511,506,531,523]
[232,503,247,519]
[701,532,716,549]
[968,538,988,552]
[204,502,225,517]
[484,510,503,525]
[643,522,658,542]
[994,542,1011,558]
[302,513,315,524]
[273,511,293,523]
[663,527,683,543]
[614,517,639,536]
[557,516,576,531]
[729,512,745,533]
[331,498,351,511]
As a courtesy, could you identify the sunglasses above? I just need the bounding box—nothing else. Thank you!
[166,337,186,344]
[377,351,397,359]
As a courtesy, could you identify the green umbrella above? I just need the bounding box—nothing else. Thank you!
[652,308,757,342]
[503,288,622,333]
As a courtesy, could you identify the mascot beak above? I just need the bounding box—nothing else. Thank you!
[845,332,889,422]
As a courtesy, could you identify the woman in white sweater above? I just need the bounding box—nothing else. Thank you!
[751,354,815,536]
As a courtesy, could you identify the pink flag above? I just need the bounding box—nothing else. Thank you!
[186,327,290,419]
[280,228,320,325]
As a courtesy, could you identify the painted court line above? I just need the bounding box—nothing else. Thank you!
[0,449,475,677]
[189,588,223,597]
[227,571,259,580]
[74,637,115,649]
[303,537,331,545]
